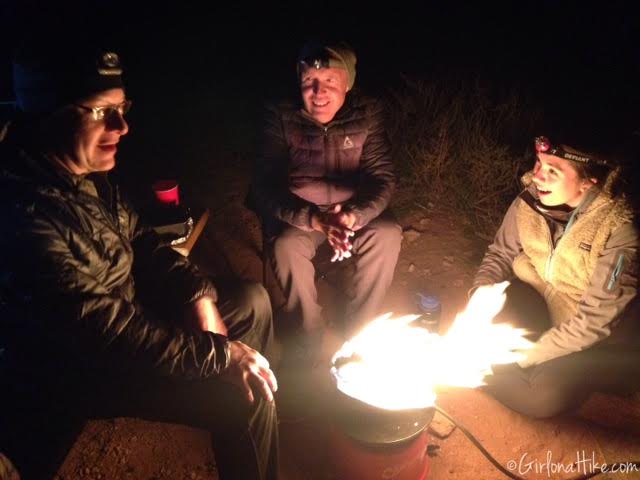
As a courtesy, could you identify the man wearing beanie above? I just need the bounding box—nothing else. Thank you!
[250,41,401,367]
[0,42,279,479]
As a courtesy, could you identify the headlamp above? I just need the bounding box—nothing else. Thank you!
[534,136,608,166]
[96,52,122,76]
[299,56,332,70]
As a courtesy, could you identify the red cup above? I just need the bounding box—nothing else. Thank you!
[152,180,180,205]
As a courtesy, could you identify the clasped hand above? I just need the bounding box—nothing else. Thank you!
[311,204,356,262]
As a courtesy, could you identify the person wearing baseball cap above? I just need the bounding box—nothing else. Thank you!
[1,39,279,479]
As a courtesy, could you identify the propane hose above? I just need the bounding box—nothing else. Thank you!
[434,405,640,480]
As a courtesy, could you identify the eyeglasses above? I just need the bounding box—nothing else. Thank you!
[74,100,132,121]
[534,136,608,166]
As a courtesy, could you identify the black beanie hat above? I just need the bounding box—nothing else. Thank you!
[12,45,124,113]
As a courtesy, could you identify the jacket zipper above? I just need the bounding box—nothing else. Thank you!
[78,188,125,243]
[544,208,580,281]
[324,126,331,205]
[543,224,554,281]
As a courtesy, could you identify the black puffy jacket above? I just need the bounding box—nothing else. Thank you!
[251,93,395,233]
[0,128,228,380]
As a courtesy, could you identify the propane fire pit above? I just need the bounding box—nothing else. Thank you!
[330,366,435,445]
[328,353,435,480]
[326,289,533,479]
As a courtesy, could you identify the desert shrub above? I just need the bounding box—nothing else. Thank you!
[384,75,540,237]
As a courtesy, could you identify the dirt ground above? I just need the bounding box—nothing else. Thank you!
[55,158,640,480]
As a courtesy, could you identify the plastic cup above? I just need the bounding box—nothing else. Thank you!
[152,180,180,205]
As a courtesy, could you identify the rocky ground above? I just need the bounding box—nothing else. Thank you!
[54,157,640,480]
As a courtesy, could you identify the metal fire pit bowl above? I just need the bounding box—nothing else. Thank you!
[329,369,435,445]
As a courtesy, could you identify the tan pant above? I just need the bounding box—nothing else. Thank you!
[271,212,402,335]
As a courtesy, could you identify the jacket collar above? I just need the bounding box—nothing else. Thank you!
[1,129,99,196]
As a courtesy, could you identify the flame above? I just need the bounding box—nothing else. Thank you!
[331,281,533,410]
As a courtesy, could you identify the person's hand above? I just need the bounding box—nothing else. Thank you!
[335,207,357,231]
[222,340,278,403]
[189,296,228,336]
[311,204,355,262]
[329,205,356,261]
[466,281,510,322]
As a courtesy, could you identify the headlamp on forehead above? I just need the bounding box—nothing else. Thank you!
[96,52,122,76]
[299,56,332,70]
[534,136,608,166]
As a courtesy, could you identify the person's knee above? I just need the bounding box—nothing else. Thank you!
[241,281,269,304]
[240,282,272,321]
[524,387,584,419]
[273,229,311,263]
[384,220,403,244]
[484,366,586,418]
[507,381,585,419]
[363,219,402,250]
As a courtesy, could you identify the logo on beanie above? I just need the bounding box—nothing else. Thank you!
[97,52,122,76]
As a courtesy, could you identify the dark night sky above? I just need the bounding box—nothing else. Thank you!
[1,1,638,183]
[3,1,638,97]
[112,2,639,101]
